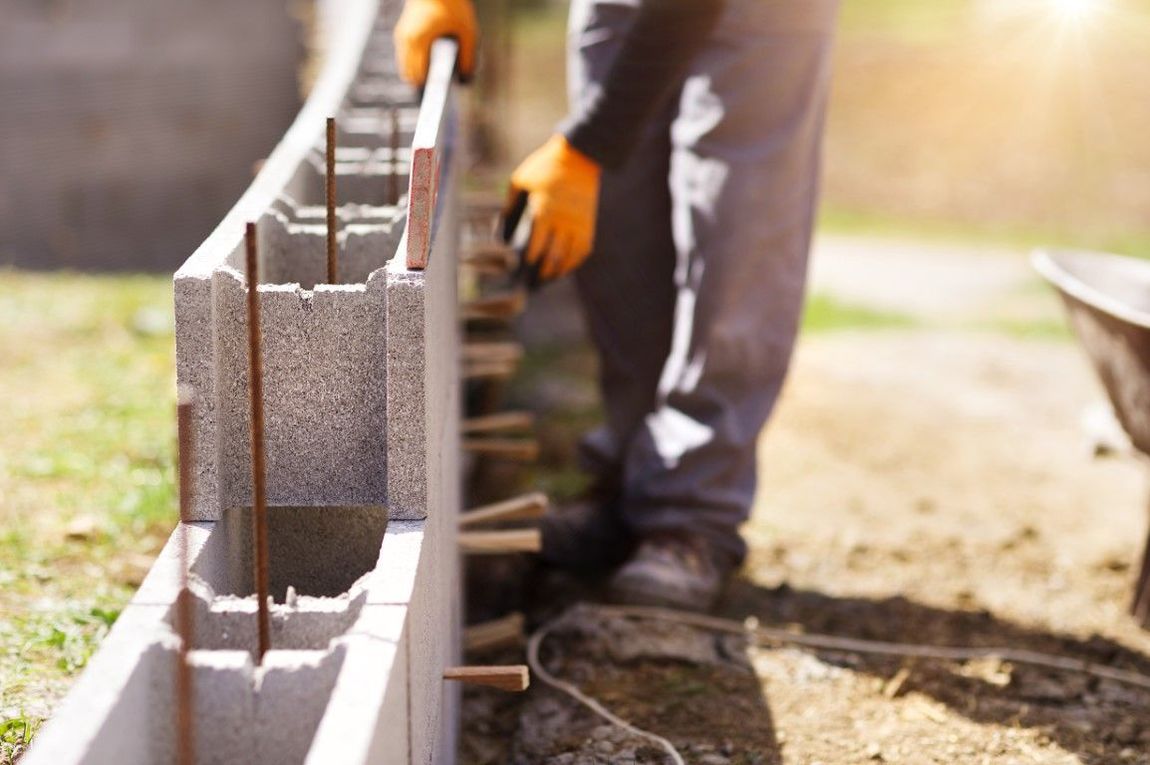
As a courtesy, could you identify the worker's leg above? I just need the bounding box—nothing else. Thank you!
[618,0,840,565]
[540,0,678,572]
[567,0,678,483]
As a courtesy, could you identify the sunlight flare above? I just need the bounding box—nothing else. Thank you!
[1048,0,1108,25]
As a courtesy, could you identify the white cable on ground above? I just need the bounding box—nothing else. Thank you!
[592,604,1150,691]
[525,602,1150,762]
[526,615,687,765]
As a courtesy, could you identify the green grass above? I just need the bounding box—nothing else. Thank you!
[973,317,1072,341]
[0,270,176,763]
[802,294,919,333]
[818,206,1150,260]
[838,0,971,41]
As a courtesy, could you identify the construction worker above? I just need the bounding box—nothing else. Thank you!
[396,0,840,611]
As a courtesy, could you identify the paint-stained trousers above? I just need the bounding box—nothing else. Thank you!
[568,0,839,562]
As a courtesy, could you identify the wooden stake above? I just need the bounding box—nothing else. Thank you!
[463,291,526,321]
[463,438,539,462]
[463,361,518,381]
[463,613,526,653]
[461,195,508,219]
[459,528,542,555]
[245,222,272,662]
[461,243,518,273]
[460,492,548,527]
[443,665,530,692]
[461,411,535,435]
[175,392,195,765]
[461,260,514,278]
[463,341,523,364]
[389,107,401,205]
[325,117,339,284]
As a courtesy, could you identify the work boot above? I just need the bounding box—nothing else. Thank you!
[607,533,733,612]
[539,499,635,575]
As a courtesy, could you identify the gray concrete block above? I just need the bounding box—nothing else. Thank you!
[183,651,258,765]
[259,201,405,289]
[31,4,466,763]
[21,609,173,765]
[214,504,388,599]
[209,267,390,514]
[0,0,303,271]
[307,624,409,764]
[255,648,347,764]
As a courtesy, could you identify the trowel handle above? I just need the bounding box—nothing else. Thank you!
[500,190,543,291]
[501,190,529,245]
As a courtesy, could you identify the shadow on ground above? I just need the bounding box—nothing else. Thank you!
[463,568,1150,764]
[720,577,1150,763]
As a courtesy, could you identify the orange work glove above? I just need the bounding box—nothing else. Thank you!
[394,0,478,86]
[506,135,602,282]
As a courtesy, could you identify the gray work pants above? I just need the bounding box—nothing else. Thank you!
[567,0,839,562]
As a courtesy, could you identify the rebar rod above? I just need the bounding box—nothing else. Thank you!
[244,222,272,662]
[325,117,339,284]
[389,107,401,205]
[175,392,195,765]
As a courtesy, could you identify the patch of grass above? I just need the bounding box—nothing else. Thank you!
[0,715,37,765]
[0,270,175,760]
[972,318,1073,341]
[802,294,919,333]
[818,206,1150,259]
[838,0,971,42]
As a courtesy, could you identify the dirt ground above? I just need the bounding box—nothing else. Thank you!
[461,237,1150,764]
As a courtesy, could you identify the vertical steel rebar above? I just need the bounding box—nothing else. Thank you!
[175,391,195,765]
[389,107,401,205]
[326,117,338,285]
[245,222,272,662]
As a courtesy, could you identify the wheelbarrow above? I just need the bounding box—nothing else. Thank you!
[1033,249,1150,627]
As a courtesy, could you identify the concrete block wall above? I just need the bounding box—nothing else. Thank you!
[173,0,432,521]
[25,0,464,761]
[0,0,304,271]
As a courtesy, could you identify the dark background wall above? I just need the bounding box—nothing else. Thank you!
[0,0,305,272]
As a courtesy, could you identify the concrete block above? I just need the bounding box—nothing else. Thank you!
[209,267,389,513]
[259,200,405,288]
[364,520,426,605]
[285,148,411,210]
[0,0,304,271]
[307,609,410,764]
[214,505,388,599]
[21,608,173,765]
[183,651,258,765]
[255,648,347,764]
[338,107,420,150]
[172,0,393,520]
[30,5,466,764]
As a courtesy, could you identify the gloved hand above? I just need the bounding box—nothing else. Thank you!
[394,0,478,86]
[505,135,602,282]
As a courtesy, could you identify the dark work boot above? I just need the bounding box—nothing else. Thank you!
[539,499,636,575]
[607,532,734,612]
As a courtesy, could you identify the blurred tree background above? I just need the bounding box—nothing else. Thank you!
[473,0,1150,252]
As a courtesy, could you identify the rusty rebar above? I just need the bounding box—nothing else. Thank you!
[389,107,401,205]
[244,222,272,662]
[175,391,195,765]
[325,117,338,284]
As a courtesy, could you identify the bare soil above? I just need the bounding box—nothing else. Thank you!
[463,311,1150,763]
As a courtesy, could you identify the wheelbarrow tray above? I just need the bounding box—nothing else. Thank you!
[1034,249,1150,625]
